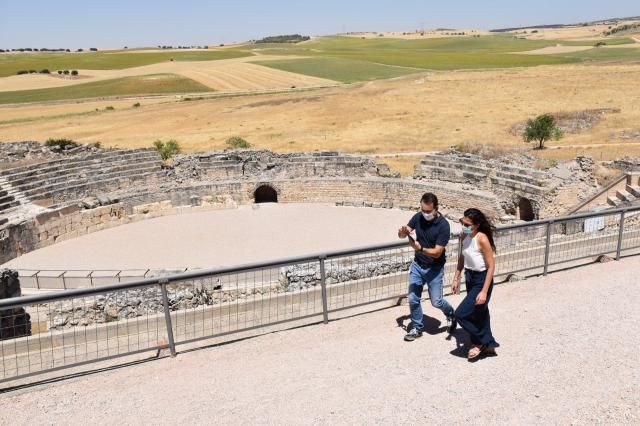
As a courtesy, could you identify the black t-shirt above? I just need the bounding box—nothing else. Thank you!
[408,212,451,268]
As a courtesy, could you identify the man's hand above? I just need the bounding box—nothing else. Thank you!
[475,291,487,305]
[409,238,421,251]
[397,225,410,238]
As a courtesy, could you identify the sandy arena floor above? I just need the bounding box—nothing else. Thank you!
[3,203,455,271]
[1,255,638,424]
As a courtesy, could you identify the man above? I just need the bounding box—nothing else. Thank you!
[397,192,456,341]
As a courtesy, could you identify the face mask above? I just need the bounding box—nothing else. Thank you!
[422,212,435,221]
[462,225,473,234]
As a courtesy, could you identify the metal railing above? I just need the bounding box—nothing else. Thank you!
[1,205,640,385]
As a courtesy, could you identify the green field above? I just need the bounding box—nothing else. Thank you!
[554,47,640,61]
[256,57,419,83]
[0,49,251,77]
[1,35,638,103]
[0,73,211,104]
[244,35,585,71]
[248,35,640,78]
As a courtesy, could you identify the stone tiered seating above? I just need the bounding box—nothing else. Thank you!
[0,148,163,207]
[414,155,491,184]
[414,153,550,195]
[0,187,20,213]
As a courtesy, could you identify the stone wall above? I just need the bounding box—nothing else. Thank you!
[0,177,502,265]
[169,150,398,183]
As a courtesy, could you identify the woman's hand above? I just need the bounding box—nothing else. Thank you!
[475,291,487,305]
[451,276,460,295]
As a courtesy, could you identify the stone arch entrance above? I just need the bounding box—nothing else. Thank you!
[254,185,278,203]
[518,197,535,221]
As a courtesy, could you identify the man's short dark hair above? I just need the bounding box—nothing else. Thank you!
[420,192,438,209]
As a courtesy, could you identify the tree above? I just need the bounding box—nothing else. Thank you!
[225,136,251,149]
[523,113,563,150]
[153,139,181,161]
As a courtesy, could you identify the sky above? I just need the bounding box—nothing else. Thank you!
[1,0,638,49]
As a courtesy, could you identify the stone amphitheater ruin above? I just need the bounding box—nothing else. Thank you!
[0,140,639,347]
[1,141,639,267]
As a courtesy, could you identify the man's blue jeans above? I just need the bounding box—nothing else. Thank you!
[408,261,454,332]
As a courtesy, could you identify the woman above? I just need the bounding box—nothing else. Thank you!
[451,208,499,360]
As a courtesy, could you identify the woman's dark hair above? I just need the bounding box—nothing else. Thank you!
[420,192,438,209]
[463,208,496,252]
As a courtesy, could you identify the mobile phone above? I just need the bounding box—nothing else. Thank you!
[407,234,415,242]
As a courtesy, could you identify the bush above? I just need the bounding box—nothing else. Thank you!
[57,70,63,75]
[29,70,37,74]
[71,70,78,76]
[226,136,251,149]
[45,138,79,150]
[594,41,606,47]
[16,70,28,75]
[63,70,70,75]
[132,102,141,107]
[90,141,102,149]
[90,48,98,51]
[77,48,83,52]
[39,69,50,74]
[153,139,181,161]
[105,106,115,110]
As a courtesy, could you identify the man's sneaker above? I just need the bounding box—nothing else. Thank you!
[446,315,457,334]
[404,328,423,342]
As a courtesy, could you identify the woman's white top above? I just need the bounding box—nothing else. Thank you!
[461,234,486,272]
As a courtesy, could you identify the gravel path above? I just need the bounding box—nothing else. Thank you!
[1,256,639,425]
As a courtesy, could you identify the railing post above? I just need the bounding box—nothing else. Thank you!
[543,221,553,276]
[34,271,40,290]
[60,271,67,289]
[319,255,329,324]
[159,279,177,357]
[616,210,626,260]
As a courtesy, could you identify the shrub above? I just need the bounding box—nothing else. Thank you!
[45,138,79,150]
[105,106,115,110]
[39,69,50,74]
[90,141,102,149]
[57,70,63,75]
[71,70,78,76]
[90,47,98,51]
[226,136,251,149]
[153,139,181,161]
[594,41,606,47]
[63,70,70,75]
[77,48,83,52]
[29,70,37,74]
[133,102,141,107]
[16,70,28,75]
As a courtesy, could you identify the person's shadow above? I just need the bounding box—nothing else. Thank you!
[395,314,442,335]
[395,314,472,359]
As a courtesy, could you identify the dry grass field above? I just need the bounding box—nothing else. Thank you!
[2,63,639,165]
[0,56,336,92]
[517,20,640,40]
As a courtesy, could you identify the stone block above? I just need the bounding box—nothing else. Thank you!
[35,211,60,226]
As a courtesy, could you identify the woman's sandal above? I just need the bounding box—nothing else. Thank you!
[482,346,497,356]
[467,345,485,360]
